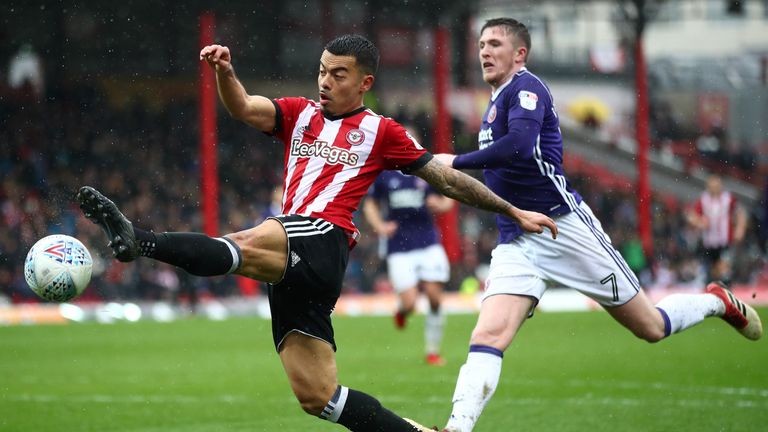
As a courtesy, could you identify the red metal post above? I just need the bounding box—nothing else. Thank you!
[433,26,462,264]
[199,12,259,296]
[634,38,653,257]
[199,11,219,238]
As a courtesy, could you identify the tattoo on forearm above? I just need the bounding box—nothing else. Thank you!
[413,159,512,215]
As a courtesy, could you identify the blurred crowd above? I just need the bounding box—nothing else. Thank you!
[0,82,283,305]
[2,81,768,307]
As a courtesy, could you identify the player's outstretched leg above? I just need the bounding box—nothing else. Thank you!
[705,281,763,340]
[77,186,243,277]
[77,186,138,262]
[622,281,762,342]
[321,386,428,431]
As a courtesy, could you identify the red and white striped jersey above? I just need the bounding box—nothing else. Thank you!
[272,97,429,235]
[694,190,737,248]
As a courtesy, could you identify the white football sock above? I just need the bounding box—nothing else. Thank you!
[445,348,503,432]
[656,293,724,335]
[425,309,445,354]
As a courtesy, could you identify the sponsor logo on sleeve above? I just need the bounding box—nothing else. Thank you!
[518,91,538,111]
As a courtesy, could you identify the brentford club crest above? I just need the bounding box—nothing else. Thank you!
[487,104,497,123]
[346,129,365,146]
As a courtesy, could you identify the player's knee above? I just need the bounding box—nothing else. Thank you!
[226,222,284,259]
[224,231,257,259]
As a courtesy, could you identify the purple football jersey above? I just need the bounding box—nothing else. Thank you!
[475,67,582,243]
[369,170,440,253]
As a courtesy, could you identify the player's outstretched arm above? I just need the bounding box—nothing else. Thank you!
[199,44,276,132]
[412,158,558,238]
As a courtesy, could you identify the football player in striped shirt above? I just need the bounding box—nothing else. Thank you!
[77,34,556,432]
[434,18,763,432]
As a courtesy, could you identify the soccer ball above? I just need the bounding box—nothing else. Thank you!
[24,234,93,302]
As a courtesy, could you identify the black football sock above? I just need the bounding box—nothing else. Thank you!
[134,229,241,276]
[320,386,420,431]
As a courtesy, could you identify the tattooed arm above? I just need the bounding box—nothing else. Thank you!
[411,158,558,238]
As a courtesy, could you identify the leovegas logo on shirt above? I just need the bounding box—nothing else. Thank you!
[290,138,360,165]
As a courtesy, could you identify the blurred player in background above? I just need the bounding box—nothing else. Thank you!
[77,34,556,432]
[685,174,747,284]
[261,184,285,221]
[434,18,763,432]
[363,135,454,366]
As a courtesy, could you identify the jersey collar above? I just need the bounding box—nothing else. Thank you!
[491,67,527,102]
[323,105,367,121]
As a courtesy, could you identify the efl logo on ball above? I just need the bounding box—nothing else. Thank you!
[24,234,93,302]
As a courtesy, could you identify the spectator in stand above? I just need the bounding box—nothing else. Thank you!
[8,43,45,98]
[685,174,747,284]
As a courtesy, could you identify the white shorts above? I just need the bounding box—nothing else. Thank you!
[387,244,450,293]
[484,201,640,308]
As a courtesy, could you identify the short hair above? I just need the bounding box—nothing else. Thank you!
[324,34,380,75]
[481,18,531,60]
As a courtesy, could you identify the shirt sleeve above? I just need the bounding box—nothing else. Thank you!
[454,79,550,170]
[380,120,430,171]
[453,118,541,169]
[271,97,311,143]
[507,79,547,124]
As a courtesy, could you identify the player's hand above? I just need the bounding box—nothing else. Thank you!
[377,221,398,238]
[433,153,456,167]
[511,208,558,239]
[426,195,454,214]
[199,44,233,73]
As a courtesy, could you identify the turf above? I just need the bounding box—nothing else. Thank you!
[1,309,767,431]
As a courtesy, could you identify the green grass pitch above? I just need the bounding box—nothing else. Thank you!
[1,309,767,431]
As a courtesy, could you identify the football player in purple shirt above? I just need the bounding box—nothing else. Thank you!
[434,18,762,432]
[364,165,453,366]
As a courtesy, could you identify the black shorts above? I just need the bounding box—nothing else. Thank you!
[267,215,350,352]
